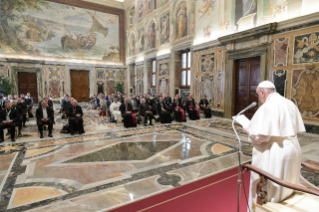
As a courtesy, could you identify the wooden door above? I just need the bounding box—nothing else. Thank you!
[18,72,38,103]
[234,57,260,119]
[70,70,90,102]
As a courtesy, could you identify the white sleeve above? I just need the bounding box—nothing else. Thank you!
[248,134,271,145]
[110,104,114,113]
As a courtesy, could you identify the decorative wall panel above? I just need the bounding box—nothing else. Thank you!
[273,70,287,97]
[42,66,67,98]
[292,69,319,118]
[294,32,319,65]
[192,47,225,110]
[0,63,10,78]
[274,38,289,67]
[95,68,126,95]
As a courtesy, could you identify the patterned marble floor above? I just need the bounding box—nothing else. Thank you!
[0,104,318,211]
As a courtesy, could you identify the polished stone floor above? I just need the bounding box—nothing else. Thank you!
[0,103,318,211]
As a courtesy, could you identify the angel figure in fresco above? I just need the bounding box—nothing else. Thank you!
[176,4,187,40]
[148,22,156,49]
[161,15,169,43]
[198,0,215,19]
[269,1,289,18]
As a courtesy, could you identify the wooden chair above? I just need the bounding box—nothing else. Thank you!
[242,162,319,212]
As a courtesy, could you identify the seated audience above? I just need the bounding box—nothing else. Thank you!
[0,101,18,142]
[110,97,122,123]
[12,100,23,137]
[172,95,186,122]
[36,100,53,138]
[139,98,155,126]
[120,98,136,128]
[68,100,84,135]
[199,95,212,118]
[157,96,172,124]
[186,95,200,120]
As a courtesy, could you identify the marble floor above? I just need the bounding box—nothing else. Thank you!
[0,103,318,211]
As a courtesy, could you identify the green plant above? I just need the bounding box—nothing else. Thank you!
[115,82,123,94]
[0,77,14,96]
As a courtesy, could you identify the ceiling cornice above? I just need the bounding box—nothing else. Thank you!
[82,0,125,10]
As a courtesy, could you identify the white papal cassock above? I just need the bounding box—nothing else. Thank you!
[247,92,305,211]
[110,102,122,121]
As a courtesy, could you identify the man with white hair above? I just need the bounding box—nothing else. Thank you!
[243,81,305,211]
[68,100,84,135]
[36,100,53,138]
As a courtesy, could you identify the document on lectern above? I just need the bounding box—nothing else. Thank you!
[232,115,250,128]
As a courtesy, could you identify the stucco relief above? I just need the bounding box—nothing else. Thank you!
[292,69,319,117]
[274,38,289,67]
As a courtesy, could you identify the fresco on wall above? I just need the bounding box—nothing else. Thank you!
[234,0,257,31]
[274,37,289,67]
[175,1,188,40]
[292,69,319,117]
[198,0,215,19]
[130,34,136,56]
[160,13,170,45]
[294,32,319,64]
[273,70,287,97]
[0,63,10,78]
[138,28,145,52]
[201,75,214,105]
[137,0,145,21]
[0,0,120,62]
[49,81,61,98]
[159,78,169,95]
[148,21,156,49]
[159,62,169,76]
[201,53,215,72]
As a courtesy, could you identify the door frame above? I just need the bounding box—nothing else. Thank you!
[11,67,42,103]
[224,44,271,118]
[66,66,94,97]
[70,69,91,101]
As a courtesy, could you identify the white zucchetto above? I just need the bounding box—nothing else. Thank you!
[257,81,276,89]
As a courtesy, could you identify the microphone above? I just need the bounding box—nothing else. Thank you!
[232,101,257,212]
[239,102,257,115]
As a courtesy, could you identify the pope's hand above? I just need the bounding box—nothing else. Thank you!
[243,127,248,135]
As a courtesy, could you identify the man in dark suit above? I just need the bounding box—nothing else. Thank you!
[0,101,18,142]
[68,100,84,135]
[62,95,71,118]
[12,100,23,137]
[199,95,212,118]
[36,100,53,138]
[26,92,34,118]
[120,98,136,128]
[157,96,171,124]
[131,95,140,113]
[139,98,155,126]
[18,98,27,127]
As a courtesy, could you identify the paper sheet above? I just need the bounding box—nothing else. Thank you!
[232,115,250,128]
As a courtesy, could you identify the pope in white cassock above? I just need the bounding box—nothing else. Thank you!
[243,81,305,211]
[110,97,122,122]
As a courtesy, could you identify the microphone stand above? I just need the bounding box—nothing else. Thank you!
[232,108,247,212]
